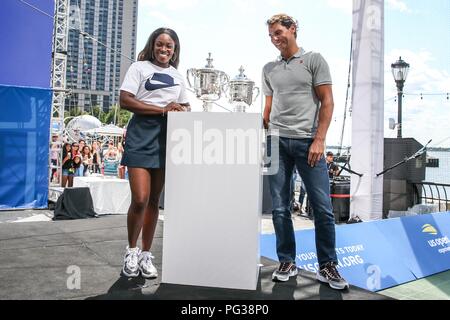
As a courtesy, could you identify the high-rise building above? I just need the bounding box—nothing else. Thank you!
[66,0,138,112]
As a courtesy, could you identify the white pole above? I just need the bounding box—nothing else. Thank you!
[350,0,384,221]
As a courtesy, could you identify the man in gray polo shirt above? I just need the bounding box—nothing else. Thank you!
[263,13,348,290]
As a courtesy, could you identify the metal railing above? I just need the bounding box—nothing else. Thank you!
[412,181,450,212]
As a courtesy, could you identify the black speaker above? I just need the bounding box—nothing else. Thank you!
[383,138,426,181]
[383,138,426,217]
[330,179,350,223]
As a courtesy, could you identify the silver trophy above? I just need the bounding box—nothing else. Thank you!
[227,66,260,112]
[187,53,229,112]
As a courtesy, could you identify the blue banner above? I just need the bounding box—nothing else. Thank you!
[260,212,450,291]
[0,0,54,88]
[0,85,52,209]
[373,212,450,278]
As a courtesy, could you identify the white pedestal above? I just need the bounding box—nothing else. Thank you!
[162,112,263,290]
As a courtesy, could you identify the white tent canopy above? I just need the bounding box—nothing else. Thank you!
[65,115,102,142]
[83,124,125,136]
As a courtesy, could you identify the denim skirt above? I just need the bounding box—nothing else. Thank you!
[121,114,167,169]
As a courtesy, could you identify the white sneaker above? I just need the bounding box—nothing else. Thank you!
[272,262,298,282]
[316,262,349,290]
[121,246,140,277]
[139,251,158,279]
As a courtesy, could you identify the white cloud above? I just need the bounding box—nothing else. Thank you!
[385,49,449,96]
[230,0,255,14]
[384,49,450,146]
[266,0,284,7]
[146,11,179,27]
[326,56,353,146]
[386,0,411,13]
[329,48,450,147]
[326,0,352,15]
[140,0,201,11]
[327,0,412,15]
[230,0,283,14]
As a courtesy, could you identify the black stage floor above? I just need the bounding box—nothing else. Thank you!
[0,215,391,300]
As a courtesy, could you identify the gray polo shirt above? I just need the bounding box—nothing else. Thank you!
[262,48,332,139]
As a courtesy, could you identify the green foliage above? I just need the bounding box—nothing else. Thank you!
[64,105,131,127]
[114,105,132,127]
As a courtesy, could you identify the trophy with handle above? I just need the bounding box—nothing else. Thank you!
[226,66,260,112]
[186,53,229,112]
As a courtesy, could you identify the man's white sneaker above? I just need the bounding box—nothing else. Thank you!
[272,262,298,282]
[139,251,158,279]
[316,262,349,290]
[121,246,140,278]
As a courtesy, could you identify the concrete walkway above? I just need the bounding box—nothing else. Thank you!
[0,212,387,300]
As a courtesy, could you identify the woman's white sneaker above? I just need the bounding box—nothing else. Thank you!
[121,246,140,278]
[139,251,158,279]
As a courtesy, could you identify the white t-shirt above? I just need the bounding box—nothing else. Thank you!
[120,61,189,108]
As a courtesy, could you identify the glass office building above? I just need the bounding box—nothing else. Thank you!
[66,0,138,112]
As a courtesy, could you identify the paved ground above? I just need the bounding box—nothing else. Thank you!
[0,211,388,300]
[2,209,448,300]
[379,270,450,300]
[0,209,54,224]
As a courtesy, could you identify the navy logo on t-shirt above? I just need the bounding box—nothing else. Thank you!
[145,73,179,91]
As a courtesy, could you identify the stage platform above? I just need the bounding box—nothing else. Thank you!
[0,214,390,300]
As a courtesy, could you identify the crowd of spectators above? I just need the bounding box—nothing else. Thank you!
[50,136,126,187]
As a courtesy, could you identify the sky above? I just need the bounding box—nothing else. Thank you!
[136,0,450,147]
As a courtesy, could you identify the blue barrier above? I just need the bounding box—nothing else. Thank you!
[260,212,450,291]
[0,0,54,209]
[0,0,54,88]
[373,213,450,279]
[0,85,52,209]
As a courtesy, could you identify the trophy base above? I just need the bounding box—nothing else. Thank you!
[202,101,214,112]
[233,103,248,113]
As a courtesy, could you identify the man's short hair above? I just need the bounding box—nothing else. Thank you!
[266,13,298,38]
[326,151,334,157]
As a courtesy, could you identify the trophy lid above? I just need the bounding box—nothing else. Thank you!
[194,53,224,73]
[205,52,214,68]
[231,66,254,83]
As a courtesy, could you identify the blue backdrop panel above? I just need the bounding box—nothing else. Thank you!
[0,85,52,209]
[374,212,450,278]
[0,0,54,88]
[260,212,450,291]
[260,222,415,291]
[433,211,450,237]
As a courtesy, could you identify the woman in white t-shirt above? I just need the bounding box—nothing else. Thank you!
[119,27,190,279]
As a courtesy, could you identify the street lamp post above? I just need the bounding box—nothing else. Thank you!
[391,56,410,138]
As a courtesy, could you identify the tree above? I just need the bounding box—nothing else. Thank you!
[63,104,131,127]
[64,107,86,125]
[117,106,132,127]
[105,105,132,127]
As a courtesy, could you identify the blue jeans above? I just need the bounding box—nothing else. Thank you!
[267,136,337,267]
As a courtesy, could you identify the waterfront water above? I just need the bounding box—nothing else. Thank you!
[327,148,450,206]
[328,148,449,185]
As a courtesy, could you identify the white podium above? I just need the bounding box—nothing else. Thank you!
[162,112,263,290]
